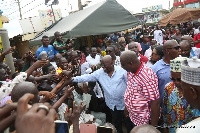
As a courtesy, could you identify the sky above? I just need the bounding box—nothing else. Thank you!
[1,0,173,38]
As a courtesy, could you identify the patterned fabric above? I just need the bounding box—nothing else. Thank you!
[181,58,200,86]
[170,56,186,72]
[0,72,27,100]
[53,41,66,53]
[162,82,200,133]
[67,61,81,76]
[80,53,86,65]
[124,63,160,126]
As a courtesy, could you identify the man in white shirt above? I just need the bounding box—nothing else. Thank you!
[151,24,165,45]
[86,47,101,66]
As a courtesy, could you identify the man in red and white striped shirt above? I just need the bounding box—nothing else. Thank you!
[120,51,160,126]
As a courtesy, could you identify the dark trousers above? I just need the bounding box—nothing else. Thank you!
[110,107,135,133]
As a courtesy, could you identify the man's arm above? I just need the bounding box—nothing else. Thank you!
[73,69,100,83]
[0,47,16,63]
[150,98,160,126]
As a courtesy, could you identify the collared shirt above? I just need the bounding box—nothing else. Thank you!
[0,72,27,100]
[125,63,160,126]
[36,45,58,60]
[151,59,171,104]
[86,54,101,66]
[73,66,127,111]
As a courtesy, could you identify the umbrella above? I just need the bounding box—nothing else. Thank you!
[1,15,9,23]
[159,8,200,26]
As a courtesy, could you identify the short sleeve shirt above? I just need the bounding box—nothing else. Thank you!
[124,63,160,126]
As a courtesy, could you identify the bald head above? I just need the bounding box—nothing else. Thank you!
[120,51,139,64]
[181,35,193,41]
[101,55,114,73]
[11,82,39,104]
[163,40,180,60]
[163,40,178,50]
[38,51,49,60]
[120,51,141,73]
[130,124,160,133]
[102,55,113,63]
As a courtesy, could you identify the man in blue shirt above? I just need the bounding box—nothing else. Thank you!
[72,55,133,133]
[36,36,58,60]
[151,40,180,106]
[140,34,150,54]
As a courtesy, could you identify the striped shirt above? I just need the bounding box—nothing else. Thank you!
[124,63,160,126]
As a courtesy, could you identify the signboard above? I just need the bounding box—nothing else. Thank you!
[145,11,161,23]
[38,9,62,28]
[142,5,162,12]
[19,16,44,34]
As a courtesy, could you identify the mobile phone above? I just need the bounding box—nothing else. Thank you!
[97,126,113,133]
[67,98,73,109]
[55,121,69,133]
[80,124,97,133]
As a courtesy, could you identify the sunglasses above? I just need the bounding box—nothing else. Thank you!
[167,46,180,50]
[169,77,181,82]
[106,50,112,53]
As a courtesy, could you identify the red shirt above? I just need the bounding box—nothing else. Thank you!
[193,33,200,48]
[139,54,148,64]
[124,63,160,126]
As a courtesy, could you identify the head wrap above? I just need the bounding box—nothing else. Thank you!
[97,39,103,44]
[170,56,186,72]
[181,57,200,86]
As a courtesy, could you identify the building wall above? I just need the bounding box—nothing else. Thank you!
[173,0,200,8]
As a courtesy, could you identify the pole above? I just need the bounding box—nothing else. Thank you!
[0,28,15,74]
[78,0,83,10]
[17,0,22,19]
[51,4,56,23]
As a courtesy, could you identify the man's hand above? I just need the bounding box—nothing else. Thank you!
[15,93,57,133]
[40,91,56,99]
[32,60,49,69]
[45,74,59,83]
[124,106,129,117]
[2,46,16,55]
[65,101,86,124]
[60,70,73,79]
[0,103,17,132]
[64,85,74,96]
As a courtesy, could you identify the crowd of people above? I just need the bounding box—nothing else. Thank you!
[1,21,200,133]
